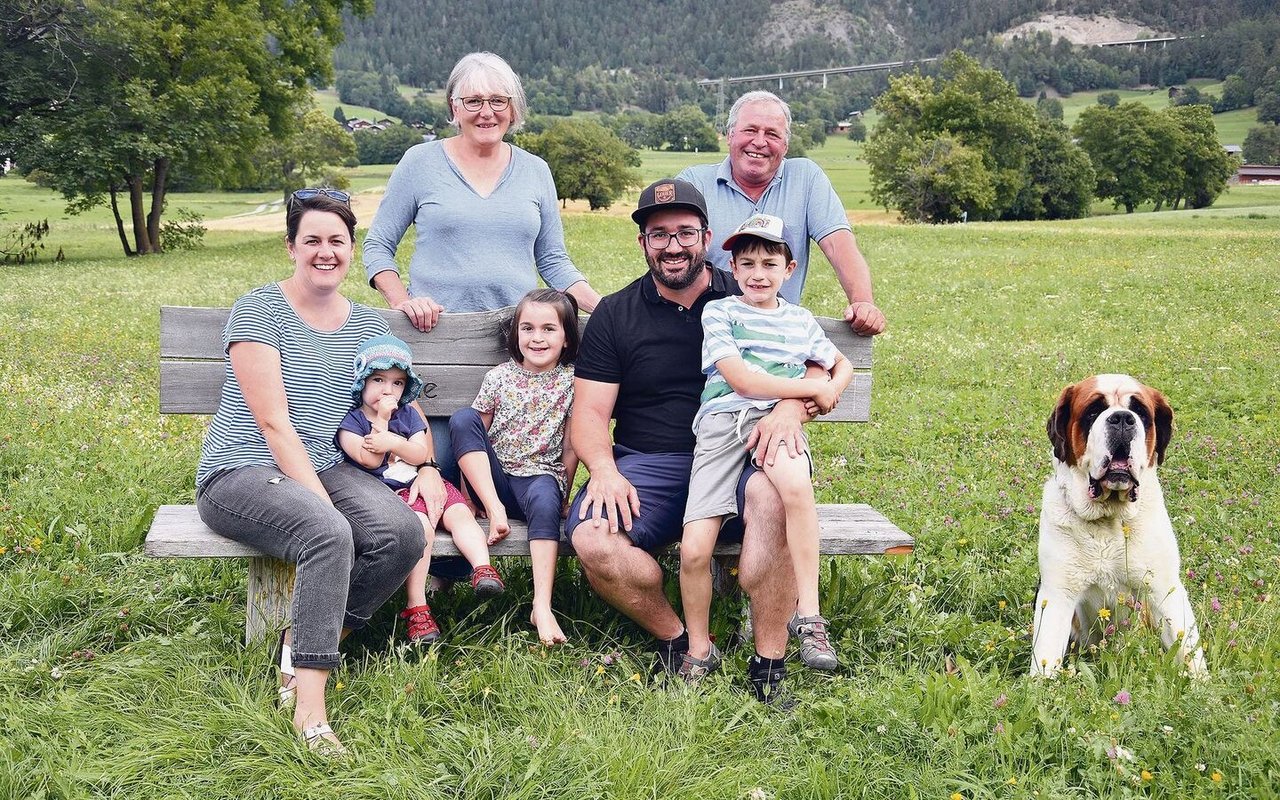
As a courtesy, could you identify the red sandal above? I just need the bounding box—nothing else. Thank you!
[470,564,505,597]
[399,604,441,644]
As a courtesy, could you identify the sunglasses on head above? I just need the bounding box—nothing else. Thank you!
[289,188,351,207]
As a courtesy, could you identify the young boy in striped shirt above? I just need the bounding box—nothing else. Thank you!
[677,214,854,683]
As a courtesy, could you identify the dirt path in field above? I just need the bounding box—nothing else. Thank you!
[204,190,897,233]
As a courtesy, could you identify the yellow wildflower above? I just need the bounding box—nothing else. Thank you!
[629,673,642,682]
[1122,523,1131,537]
[30,537,43,551]
[595,664,606,675]
[998,600,1007,610]
[1006,777,1018,785]
[1141,770,1153,781]
[0,546,7,555]
[334,681,345,691]
[951,793,964,800]
[482,686,492,697]
[1211,771,1222,783]
[1098,608,1112,620]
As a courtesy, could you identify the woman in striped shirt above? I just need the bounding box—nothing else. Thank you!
[195,190,425,755]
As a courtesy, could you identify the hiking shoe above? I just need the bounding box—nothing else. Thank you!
[748,662,795,710]
[652,632,690,677]
[676,642,723,684]
[400,604,441,645]
[788,613,839,671]
[470,565,505,597]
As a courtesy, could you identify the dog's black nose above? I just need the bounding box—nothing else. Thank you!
[1108,410,1136,429]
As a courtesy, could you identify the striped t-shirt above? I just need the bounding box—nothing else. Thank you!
[195,283,390,489]
[694,295,838,430]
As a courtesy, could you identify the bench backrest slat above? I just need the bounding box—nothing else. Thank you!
[159,306,874,422]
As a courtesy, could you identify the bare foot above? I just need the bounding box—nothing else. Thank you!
[486,507,510,545]
[531,607,568,646]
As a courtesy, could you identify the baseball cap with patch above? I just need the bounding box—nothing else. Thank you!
[721,213,788,251]
[631,178,708,228]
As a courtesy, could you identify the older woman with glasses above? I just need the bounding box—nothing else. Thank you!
[195,190,424,754]
[362,52,601,587]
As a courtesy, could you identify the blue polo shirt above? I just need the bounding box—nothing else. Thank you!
[678,157,851,305]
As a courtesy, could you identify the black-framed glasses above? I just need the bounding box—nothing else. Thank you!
[642,228,705,248]
[290,188,351,207]
[456,95,512,113]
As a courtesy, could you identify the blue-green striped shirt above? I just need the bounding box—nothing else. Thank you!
[196,283,389,488]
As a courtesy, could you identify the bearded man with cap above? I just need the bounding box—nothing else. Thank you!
[564,178,813,705]
[678,90,886,336]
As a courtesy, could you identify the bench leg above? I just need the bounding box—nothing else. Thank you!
[246,557,294,646]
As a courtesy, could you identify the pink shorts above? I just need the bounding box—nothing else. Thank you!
[397,479,467,517]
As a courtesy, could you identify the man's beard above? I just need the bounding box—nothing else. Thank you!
[646,246,706,291]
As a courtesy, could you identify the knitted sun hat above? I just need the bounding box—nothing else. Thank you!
[350,334,424,407]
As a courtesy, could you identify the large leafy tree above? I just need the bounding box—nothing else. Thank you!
[1074,103,1185,214]
[3,0,369,255]
[866,52,1092,223]
[1165,104,1238,209]
[519,119,639,211]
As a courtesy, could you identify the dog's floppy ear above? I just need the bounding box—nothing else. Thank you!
[1047,383,1076,465]
[1151,389,1174,465]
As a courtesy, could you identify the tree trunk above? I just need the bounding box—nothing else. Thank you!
[127,176,154,254]
[147,157,169,253]
[109,186,135,257]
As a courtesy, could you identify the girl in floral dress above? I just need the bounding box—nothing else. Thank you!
[449,289,580,645]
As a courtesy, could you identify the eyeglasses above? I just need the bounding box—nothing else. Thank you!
[455,95,512,113]
[290,188,351,206]
[642,228,705,249]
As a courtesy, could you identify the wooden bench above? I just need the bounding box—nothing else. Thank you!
[146,305,913,643]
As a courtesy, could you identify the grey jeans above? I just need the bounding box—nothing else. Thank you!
[196,462,424,669]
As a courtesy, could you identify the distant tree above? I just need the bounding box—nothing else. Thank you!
[1216,75,1252,112]
[1007,119,1095,221]
[605,110,661,150]
[866,52,1088,223]
[253,108,357,200]
[1097,92,1121,108]
[1256,85,1280,125]
[846,118,867,142]
[1074,102,1185,213]
[518,119,639,210]
[1164,105,1237,209]
[334,106,347,125]
[1243,124,1280,165]
[656,105,719,152]
[1037,96,1064,121]
[353,125,423,165]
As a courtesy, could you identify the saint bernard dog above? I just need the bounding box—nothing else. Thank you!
[1030,374,1207,677]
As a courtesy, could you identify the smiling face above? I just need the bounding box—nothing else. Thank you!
[360,366,407,413]
[728,100,790,190]
[515,301,567,372]
[451,77,514,147]
[286,209,352,291]
[730,240,795,309]
[639,208,710,292]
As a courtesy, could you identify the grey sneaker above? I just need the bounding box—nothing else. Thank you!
[676,642,723,683]
[788,613,839,671]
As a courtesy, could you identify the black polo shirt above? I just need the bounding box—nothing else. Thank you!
[576,266,740,454]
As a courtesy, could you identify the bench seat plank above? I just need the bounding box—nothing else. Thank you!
[145,503,914,559]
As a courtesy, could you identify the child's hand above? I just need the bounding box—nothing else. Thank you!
[363,429,399,454]
[486,506,510,545]
[373,395,399,420]
[811,380,841,415]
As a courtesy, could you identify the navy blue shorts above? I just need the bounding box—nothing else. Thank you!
[565,444,755,552]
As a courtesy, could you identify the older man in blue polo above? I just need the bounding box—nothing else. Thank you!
[678,90,886,336]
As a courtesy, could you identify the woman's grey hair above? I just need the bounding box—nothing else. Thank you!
[727,90,792,142]
[445,52,528,132]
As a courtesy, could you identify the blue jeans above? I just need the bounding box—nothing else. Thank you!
[449,407,564,541]
[196,462,424,669]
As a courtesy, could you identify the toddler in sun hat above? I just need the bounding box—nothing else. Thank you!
[336,333,504,645]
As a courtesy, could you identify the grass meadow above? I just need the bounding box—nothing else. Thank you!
[2,161,1280,799]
